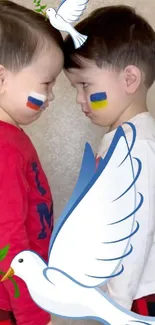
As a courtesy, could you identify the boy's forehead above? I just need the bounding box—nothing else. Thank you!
[31,45,64,76]
[66,66,93,81]
[66,63,123,83]
[40,46,63,66]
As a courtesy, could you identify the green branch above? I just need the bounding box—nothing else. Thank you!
[33,0,47,19]
[0,245,20,298]
[0,271,20,298]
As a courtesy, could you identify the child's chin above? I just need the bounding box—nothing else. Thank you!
[20,112,42,125]
[90,117,106,127]
[30,112,42,122]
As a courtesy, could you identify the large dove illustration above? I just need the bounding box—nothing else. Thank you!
[45,0,88,49]
[2,123,154,325]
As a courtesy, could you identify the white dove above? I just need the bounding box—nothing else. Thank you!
[2,123,154,325]
[46,0,88,49]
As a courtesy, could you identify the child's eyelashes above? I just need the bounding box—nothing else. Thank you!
[44,82,52,85]
[72,82,89,88]
[78,82,89,88]
[43,79,56,86]
[82,82,88,88]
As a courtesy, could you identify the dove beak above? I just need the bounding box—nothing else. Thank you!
[1,267,14,282]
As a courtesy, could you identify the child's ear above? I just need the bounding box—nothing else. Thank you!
[123,65,142,93]
[0,65,7,94]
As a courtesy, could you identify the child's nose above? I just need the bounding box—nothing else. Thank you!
[76,91,86,105]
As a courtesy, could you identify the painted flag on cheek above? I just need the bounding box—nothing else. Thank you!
[90,92,108,110]
[27,92,47,111]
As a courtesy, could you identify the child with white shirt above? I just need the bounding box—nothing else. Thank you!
[64,5,155,316]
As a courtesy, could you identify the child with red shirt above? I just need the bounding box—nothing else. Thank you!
[0,1,64,325]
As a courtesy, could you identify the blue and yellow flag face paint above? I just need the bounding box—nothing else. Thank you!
[90,92,108,110]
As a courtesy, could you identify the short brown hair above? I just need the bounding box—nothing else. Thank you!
[64,5,155,87]
[0,0,63,71]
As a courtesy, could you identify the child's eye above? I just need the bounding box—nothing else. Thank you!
[82,83,88,88]
[44,82,51,85]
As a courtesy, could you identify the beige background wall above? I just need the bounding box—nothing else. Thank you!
[14,0,155,324]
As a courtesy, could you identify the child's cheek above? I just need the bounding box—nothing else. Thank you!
[26,92,47,111]
[90,92,108,110]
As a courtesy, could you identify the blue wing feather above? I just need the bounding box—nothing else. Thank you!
[58,0,67,10]
[48,123,136,257]
[48,142,96,254]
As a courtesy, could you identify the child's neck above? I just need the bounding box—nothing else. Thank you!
[0,106,19,128]
[109,100,148,132]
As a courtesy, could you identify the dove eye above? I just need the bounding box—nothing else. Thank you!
[18,258,24,263]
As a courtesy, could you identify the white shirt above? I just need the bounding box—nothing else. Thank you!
[97,112,155,310]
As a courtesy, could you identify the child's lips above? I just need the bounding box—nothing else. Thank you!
[41,100,49,110]
[82,108,90,115]
[85,111,92,117]
[82,107,91,116]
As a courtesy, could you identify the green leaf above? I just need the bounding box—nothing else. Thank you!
[33,0,37,3]
[35,8,41,12]
[9,276,20,298]
[37,0,41,4]
[41,4,47,9]
[35,3,41,6]
[0,271,20,298]
[0,245,9,261]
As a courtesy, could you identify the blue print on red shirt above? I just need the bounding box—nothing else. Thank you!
[32,162,53,239]
[32,162,47,196]
[37,202,53,239]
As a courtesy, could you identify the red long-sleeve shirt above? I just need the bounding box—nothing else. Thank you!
[0,121,53,325]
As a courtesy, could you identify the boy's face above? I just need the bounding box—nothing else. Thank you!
[65,60,135,129]
[0,43,64,125]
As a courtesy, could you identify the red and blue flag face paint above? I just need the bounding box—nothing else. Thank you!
[27,92,47,111]
[90,92,108,110]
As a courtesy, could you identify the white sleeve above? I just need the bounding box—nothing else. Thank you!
[102,138,155,309]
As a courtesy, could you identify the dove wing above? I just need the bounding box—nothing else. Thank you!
[47,123,143,288]
[57,0,89,23]
[48,142,96,256]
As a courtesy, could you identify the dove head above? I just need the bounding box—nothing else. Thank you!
[46,8,56,19]
[1,250,46,284]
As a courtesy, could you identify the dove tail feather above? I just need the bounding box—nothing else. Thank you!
[76,33,86,42]
[71,31,88,49]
